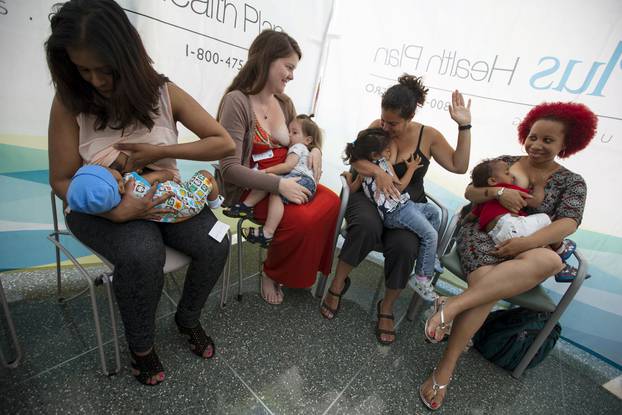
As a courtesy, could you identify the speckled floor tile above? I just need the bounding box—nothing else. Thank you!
[0,295,107,388]
[326,318,622,415]
[1,243,621,414]
[1,328,271,415]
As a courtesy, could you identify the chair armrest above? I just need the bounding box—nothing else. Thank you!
[437,207,463,258]
[425,192,449,251]
[560,248,589,287]
[333,175,350,247]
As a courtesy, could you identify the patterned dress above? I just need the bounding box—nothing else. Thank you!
[457,155,587,275]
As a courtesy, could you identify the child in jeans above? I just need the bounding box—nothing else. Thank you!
[466,158,580,282]
[342,128,441,301]
[223,114,322,247]
[67,165,223,222]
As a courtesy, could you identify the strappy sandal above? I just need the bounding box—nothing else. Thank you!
[419,368,452,411]
[130,347,165,386]
[223,203,254,219]
[424,297,452,343]
[242,226,273,248]
[555,263,592,283]
[175,314,215,359]
[376,300,396,345]
[320,277,351,320]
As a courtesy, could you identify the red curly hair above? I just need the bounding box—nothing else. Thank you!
[517,102,598,158]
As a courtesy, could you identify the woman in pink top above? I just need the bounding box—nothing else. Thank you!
[46,0,234,386]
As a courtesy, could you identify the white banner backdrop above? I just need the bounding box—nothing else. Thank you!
[315,0,622,366]
[0,0,334,137]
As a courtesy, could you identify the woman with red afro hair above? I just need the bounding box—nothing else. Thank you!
[419,102,597,410]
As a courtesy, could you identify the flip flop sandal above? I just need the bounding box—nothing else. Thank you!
[175,314,215,359]
[419,368,452,411]
[130,347,165,386]
[260,278,283,305]
[376,300,396,345]
[242,226,273,248]
[223,203,254,219]
[320,277,351,320]
[424,297,452,343]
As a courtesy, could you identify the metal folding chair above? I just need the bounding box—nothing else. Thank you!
[0,277,22,369]
[47,192,231,375]
[435,207,589,378]
[316,176,450,313]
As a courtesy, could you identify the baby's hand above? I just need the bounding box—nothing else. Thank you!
[404,154,422,170]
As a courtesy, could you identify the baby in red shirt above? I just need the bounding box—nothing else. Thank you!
[465,159,579,281]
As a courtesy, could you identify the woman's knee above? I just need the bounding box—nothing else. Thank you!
[521,248,563,277]
[115,240,166,272]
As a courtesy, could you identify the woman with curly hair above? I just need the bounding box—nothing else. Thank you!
[419,102,598,410]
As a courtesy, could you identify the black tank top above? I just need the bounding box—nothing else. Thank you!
[392,125,429,203]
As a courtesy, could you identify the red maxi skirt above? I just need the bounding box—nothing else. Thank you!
[250,185,340,288]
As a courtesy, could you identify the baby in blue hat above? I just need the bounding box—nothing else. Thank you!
[67,165,223,223]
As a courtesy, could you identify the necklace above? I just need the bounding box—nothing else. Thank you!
[251,95,272,121]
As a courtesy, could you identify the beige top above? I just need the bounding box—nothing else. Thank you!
[77,84,180,179]
[217,90,296,206]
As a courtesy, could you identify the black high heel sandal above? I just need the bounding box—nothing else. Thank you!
[175,314,215,359]
[130,347,165,386]
[376,300,396,345]
[320,277,351,320]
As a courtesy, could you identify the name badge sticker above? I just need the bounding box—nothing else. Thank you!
[251,149,274,162]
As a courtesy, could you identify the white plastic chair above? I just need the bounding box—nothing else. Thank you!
[47,192,231,375]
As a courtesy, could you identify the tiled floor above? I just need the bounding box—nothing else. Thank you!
[1,243,621,414]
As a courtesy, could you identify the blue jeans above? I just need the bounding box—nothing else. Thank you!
[281,173,316,204]
[384,201,440,277]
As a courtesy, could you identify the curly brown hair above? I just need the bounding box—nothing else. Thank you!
[517,102,598,158]
[381,74,429,119]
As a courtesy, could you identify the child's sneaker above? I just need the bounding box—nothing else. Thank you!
[556,239,577,261]
[555,263,591,283]
[223,202,254,219]
[434,257,445,274]
[409,275,438,302]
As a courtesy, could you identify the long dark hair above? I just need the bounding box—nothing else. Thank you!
[224,29,301,96]
[343,128,391,164]
[45,0,168,131]
[382,74,428,119]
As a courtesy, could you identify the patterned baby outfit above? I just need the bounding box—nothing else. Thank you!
[124,171,213,223]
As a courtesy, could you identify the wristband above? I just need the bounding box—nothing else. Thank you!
[207,194,224,209]
[458,124,472,131]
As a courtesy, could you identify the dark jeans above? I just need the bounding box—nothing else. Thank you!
[65,208,229,352]
[339,191,420,290]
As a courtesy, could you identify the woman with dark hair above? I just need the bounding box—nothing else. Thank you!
[320,74,472,345]
[217,29,340,305]
[419,102,597,410]
[46,0,235,386]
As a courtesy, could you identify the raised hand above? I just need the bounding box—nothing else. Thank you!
[448,90,472,126]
